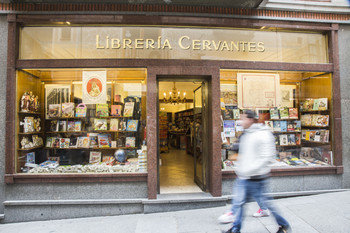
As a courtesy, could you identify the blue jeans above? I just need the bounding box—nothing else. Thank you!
[230,178,289,232]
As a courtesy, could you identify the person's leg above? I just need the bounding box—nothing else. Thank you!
[230,178,248,232]
[253,179,290,227]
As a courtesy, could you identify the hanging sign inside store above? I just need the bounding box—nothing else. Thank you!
[82,71,107,104]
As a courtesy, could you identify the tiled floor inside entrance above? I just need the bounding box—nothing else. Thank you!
[159,149,202,194]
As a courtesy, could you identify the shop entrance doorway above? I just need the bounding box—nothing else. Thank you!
[157,77,209,194]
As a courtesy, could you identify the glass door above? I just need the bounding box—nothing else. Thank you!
[193,82,208,191]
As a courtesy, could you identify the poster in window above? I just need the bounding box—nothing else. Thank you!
[45,84,71,119]
[237,73,281,109]
[82,71,107,104]
[280,85,296,108]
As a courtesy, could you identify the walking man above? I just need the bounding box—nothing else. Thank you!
[224,110,291,233]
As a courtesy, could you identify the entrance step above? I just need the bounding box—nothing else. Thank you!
[143,192,227,214]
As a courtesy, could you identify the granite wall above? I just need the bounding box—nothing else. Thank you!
[339,25,350,189]
[0,15,8,214]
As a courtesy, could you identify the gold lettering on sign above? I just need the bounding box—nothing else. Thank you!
[96,35,105,49]
[257,42,265,52]
[162,39,172,49]
[179,36,190,50]
[111,39,120,49]
[212,41,221,51]
[192,40,201,50]
[123,39,132,49]
[202,40,212,50]
[135,39,144,49]
[221,41,230,51]
[146,39,155,49]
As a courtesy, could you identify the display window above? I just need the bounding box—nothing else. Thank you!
[220,69,333,170]
[16,68,147,174]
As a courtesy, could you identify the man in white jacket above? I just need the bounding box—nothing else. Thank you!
[224,110,290,233]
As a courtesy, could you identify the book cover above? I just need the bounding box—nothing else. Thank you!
[305,130,310,141]
[126,120,139,132]
[279,135,288,146]
[96,104,109,117]
[98,134,110,148]
[273,121,281,132]
[88,133,99,148]
[111,141,117,148]
[301,114,312,126]
[289,108,298,119]
[280,121,287,132]
[293,120,301,132]
[123,102,135,117]
[295,133,301,145]
[94,118,108,131]
[60,138,70,148]
[74,121,82,131]
[61,103,75,117]
[50,120,59,132]
[270,107,280,120]
[75,103,87,117]
[102,155,115,165]
[114,94,121,103]
[265,121,273,131]
[110,119,119,131]
[315,115,329,127]
[223,120,235,137]
[279,107,289,119]
[323,130,330,143]
[287,122,295,132]
[301,99,314,111]
[318,98,328,111]
[309,130,316,141]
[311,114,318,126]
[77,137,90,148]
[300,147,313,159]
[111,104,123,116]
[117,137,124,147]
[119,119,127,131]
[222,106,234,120]
[67,121,75,132]
[69,137,77,148]
[287,134,296,145]
[322,150,333,165]
[45,137,52,147]
[301,130,307,140]
[232,109,240,120]
[26,152,35,164]
[58,120,67,132]
[48,104,61,118]
[89,151,101,164]
[274,135,279,145]
[125,137,136,147]
[23,117,35,133]
[314,130,321,142]
[52,137,60,148]
[313,99,320,110]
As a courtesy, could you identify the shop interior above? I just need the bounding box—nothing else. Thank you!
[158,81,205,194]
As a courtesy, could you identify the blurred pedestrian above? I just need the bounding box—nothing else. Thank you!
[223,110,291,233]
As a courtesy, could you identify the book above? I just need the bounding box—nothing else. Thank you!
[89,151,101,164]
[314,130,321,142]
[279,107,289,119]
[287,134,296,145]
[88,133,99,148]
[114,94,121,103]
[117,137,124,147]
[60,138,70,148]
[94,118,108,131]
[61,103,75,117]
[69,137,77,148]
[52,137,60,148]
[293,120,301,132]
[96,104,109,117]
[119,119,127,131]
[287,122,295,132]
[123,102,135,117]
[288,108,298,119]
[301,99,314,111]
[223,120,235,137]
[102,155,115,165]
[58,120,67,132]
[222,106,234,120]
[323,130,330,143]
[322,150,333,165]
[305,131,310,141]
[48,104,61,118]
[301,114,312,126]
[313,99,320,110]
[280,121,287,132]
[233,109,240,120]
[50,120,59,132]
[295,134,301,145]
[265,121,273,131]
[110,119,119,131]
[126,120,139,132]
[75,103,87,117]
[318,98,328,111]
[45,137,52,147]
[301,130,306,140]
[315,115,329,127]
[269,107,279,120]
[111,104,123,116]
[274,135,279,145]
[67,121,75,132]
[26,152,35,164]
[111,141,117,148]
[77,137,90,148]
[309,130,316,141]
[273,121,281,132]
[125,137,136,147]
[279,135,288,146]
[74,121,82,131]
[98,134,110,148]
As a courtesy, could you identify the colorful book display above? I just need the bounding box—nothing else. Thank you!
[96,104,109,117]
[61,103,74,117]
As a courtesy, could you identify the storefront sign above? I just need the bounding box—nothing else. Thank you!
[19,26,328,63]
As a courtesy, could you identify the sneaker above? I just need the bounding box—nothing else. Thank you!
[253,208,270,217]
[218,211,235,224]
[222,226,240,233]
[276,225,291,233]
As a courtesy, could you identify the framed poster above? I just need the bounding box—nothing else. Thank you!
[82,71,107,104]
[280,85,296,108]
[237,73,281,109]
[45,84,71,119]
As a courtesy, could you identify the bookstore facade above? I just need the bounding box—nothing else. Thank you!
[5,14,343,202]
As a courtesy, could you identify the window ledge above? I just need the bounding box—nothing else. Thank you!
[222,166,343,179]
[5,172,148,184]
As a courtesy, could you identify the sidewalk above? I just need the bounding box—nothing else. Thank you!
[0,190,349,233]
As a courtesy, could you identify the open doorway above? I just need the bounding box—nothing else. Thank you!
[157,78,209,194]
